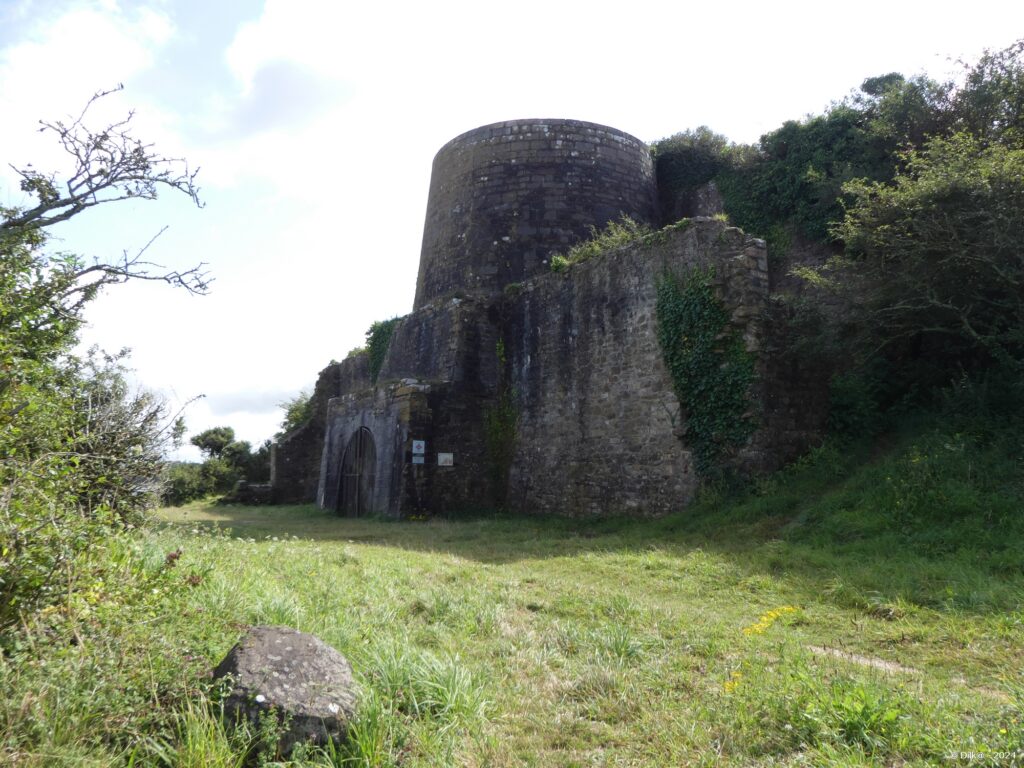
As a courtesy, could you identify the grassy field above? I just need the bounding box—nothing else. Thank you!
[2,423,1022,766]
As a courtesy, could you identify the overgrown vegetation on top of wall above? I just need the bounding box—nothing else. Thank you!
[547,216,703,273]
[549,216,654,272]
[655,267,757,474]
[277,390,313,437]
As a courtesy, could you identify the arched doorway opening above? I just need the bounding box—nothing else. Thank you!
[337,427,376,516]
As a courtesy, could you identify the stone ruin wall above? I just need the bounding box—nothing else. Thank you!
[316,300,499,516]
[293,219,814,518]
[504,221,771,516]
[272,118,831,517]
[271,354,370,503]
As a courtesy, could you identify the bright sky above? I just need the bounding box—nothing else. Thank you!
[1,0,1021,460]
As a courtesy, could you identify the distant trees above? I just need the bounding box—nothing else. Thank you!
[164,387,317,508]
[163,426,271,506]
[276,390,312,437]
[191,426,237,457]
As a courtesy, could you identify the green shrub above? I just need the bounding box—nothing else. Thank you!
[652,126,737,223]
[0,353,182,626]
[162,462,213,506]
[276,389,313,437]
[827,373,881,439]
[366,317,402,383]
[787,674,912,755]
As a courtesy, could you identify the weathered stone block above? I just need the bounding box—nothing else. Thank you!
[213,625,357,756]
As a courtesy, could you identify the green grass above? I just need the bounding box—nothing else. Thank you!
[2,418,1022,765]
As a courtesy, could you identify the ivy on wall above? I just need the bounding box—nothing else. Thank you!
[656,267,757,474]
[365,317,401,383]
[484,339,517,508]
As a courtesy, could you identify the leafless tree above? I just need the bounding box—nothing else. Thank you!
[1,84,211,296]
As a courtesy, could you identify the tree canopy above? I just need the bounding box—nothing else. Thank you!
[654,37,1024,397]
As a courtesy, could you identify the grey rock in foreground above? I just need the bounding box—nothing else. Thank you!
[212,625,357,754]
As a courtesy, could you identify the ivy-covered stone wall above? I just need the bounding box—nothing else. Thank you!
[274,219,829,517]
[503,219,775,516]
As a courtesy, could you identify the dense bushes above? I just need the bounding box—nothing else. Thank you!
[655,38,1024,420]
[655,39,1023,249]
[0,92,203,627]
[821,134,1024,376]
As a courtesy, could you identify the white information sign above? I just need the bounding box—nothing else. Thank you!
[412,440,426,455]
[412,456,425,465]
[437,453,454,467]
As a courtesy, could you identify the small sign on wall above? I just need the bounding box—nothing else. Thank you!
[412,456,425,465]
[437,453,454,467]
[412,440,425,455]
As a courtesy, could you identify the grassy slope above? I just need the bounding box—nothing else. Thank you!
[2,420,1022,766]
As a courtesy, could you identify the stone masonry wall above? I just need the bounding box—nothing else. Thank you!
[504,219,770,517]
[273,354,370,503]
[318,386,410,514]
[414,119,658,310]
[317,380,493,516]
[283,219,823,518]
[311,297,501,515]
[380,298,501,392]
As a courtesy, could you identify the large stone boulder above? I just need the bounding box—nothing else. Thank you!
[212,625,357,755]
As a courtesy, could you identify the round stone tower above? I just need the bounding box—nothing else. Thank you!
[413,119,658,310]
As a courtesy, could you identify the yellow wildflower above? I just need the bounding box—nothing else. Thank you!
[742,605,798,636]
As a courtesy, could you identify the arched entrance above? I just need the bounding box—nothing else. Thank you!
[337,427,376,516]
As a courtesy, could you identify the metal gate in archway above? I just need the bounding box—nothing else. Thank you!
[337,427,376,516]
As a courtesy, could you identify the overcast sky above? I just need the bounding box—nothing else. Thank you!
[1,0,1021,460]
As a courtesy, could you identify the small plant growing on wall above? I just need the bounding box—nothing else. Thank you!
[656,267,757,474]
[365,317,402,383]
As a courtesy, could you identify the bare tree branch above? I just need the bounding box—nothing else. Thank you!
[1,85,202,235]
